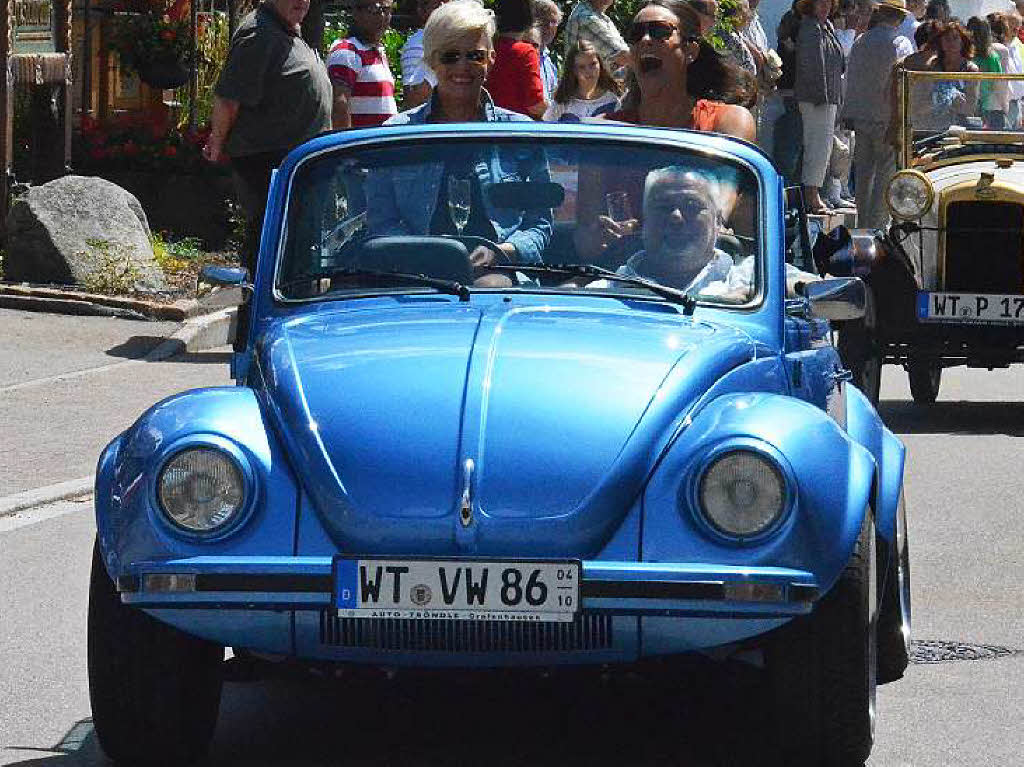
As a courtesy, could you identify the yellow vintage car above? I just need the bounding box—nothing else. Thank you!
[831,68,1024,404]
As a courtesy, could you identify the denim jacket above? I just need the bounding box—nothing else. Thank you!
[364,91,552,264]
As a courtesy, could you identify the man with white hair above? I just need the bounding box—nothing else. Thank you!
[615,166,815,301]
[532,0,563,98]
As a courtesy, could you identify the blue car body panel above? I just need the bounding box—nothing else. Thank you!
[93,122,906,665]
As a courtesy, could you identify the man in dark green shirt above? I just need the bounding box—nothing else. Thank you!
[205,0,331,269]
[204,0,331,348]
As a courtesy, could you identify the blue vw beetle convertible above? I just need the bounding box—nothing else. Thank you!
[88,123,911,766]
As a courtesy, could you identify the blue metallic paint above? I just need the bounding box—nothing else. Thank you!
[92,124,906,666]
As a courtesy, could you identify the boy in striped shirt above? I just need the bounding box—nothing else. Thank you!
[328,1,398,128]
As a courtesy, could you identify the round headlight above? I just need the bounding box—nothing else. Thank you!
[886,170,934,220]
[158,448,244,532]
[698,451,785,538]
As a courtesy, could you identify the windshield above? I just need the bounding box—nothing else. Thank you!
[276,138,761,307]
[903,69,1024,163]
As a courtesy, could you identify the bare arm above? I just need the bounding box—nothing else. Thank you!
[332,83,352,129]
[526,99,548,120]
[203,96,240,163]
[714,104,757,142]
[403,82,432,110]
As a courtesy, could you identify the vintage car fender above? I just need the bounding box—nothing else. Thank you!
[93,387,300,578]
[642,384,877,600]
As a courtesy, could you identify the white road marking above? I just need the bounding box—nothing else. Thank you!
[0,359,146,394]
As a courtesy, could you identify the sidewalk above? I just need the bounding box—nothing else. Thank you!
[0,306,235,508]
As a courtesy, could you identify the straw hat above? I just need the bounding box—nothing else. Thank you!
[876,0,910,14]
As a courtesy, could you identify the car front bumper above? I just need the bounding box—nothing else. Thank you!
[114,557,819,664]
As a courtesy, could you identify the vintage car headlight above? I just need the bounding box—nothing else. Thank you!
[886,170,934,220]
[698,451,786,538]
[157,448,245,532]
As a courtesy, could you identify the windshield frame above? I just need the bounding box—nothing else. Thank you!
[270,125,769,312]
[898,68,1024,170]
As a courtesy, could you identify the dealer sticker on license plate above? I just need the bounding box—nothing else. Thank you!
[917,292,1024,324]
[333,558,580,622]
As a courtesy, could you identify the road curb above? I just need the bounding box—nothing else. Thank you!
[0,476,94,518]
[145,305,238,361]
[0,283,242,322]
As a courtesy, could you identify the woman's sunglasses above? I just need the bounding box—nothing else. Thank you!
[437,49,489,65]
[626,20,694,43]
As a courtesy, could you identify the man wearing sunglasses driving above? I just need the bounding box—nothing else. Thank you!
[328,0,398,128]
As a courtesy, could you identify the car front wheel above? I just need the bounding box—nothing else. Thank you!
[767,513,877,766]
[87,539,223,765]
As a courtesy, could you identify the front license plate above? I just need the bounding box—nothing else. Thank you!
[917,291,1024,324]
[333,558,580,622]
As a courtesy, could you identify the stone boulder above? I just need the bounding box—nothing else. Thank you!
[4,175,166,291]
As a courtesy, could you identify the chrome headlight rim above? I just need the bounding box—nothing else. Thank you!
[885,169,934,221]
[684,440,796,546]
[150,436,257,541]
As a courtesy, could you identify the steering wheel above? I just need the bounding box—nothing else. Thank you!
[450,235,512,264]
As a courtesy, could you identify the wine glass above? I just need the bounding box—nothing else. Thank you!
[605,191,633,223]
[448,176,472,235]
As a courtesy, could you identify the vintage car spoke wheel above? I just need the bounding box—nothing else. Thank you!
[837,286,881,405]
[87,539,223,765]
[877,493,912,684]
[767,513,877,766]
[907,357,942,405]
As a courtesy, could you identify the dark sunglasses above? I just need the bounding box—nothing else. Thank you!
[437,49,488,64]
[626,20,692,43]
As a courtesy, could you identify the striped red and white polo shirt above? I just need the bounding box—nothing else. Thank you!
[327,36,398,128]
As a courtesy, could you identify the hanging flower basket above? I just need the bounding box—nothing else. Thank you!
[108,4,192,88]
[136,53,189,89]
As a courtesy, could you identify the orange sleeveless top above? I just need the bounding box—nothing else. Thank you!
[605,99,728,131]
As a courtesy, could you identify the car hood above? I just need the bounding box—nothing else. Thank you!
[257,299,755,557]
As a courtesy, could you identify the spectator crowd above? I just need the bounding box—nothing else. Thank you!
[207,0,1024,254]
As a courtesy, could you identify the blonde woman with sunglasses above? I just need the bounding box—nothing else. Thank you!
[367,1,553,279]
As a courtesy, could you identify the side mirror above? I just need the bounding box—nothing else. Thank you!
[800,277,865,321]
[200,265,249,287]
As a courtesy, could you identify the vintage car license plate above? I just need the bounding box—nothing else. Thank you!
[917,292,1024,324]
[333,558,580,622]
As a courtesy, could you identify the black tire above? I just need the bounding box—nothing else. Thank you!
[88,539,223,765]
[907,357,942,405]
[877,492,912,684]
[838,285,882,405]
[767,513,877,767]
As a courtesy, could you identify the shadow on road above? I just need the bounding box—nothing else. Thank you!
[3,661,795,767]
[103,337,169,361]
[878,400,1024,436]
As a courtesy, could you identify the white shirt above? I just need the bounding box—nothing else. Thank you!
[1007,39,1024,99]
[543,91,618,121]
[894,14,919,51]
[400,28,437,89]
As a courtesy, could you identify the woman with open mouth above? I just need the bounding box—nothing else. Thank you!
[575,0,756,264]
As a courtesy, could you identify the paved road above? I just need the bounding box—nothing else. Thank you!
[1,332,1021,766]
[0,309,232,497]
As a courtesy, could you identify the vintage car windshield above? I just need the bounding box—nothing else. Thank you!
[276,138,760,306]
[905,69,1024,163]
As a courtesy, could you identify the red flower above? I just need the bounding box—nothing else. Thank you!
[163,145,177,157]
[160,28,176,42]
